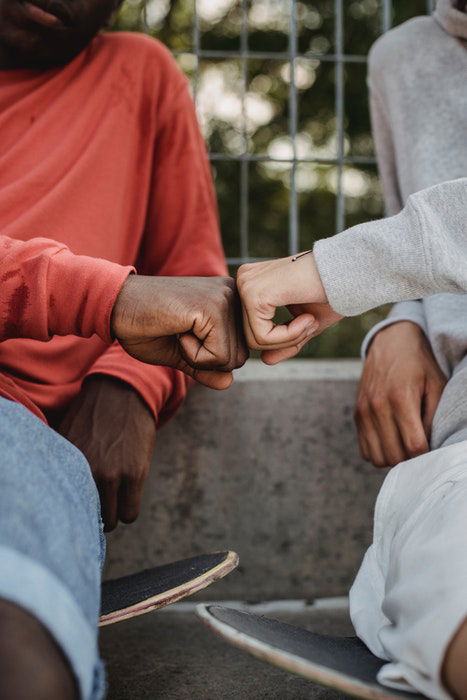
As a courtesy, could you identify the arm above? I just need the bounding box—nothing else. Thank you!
[237,178,467,356]
[61,72,238,530]
[85,74,229,422]
[60,272,247,530]
[355,72,440,467]
[0,234,245,380]
[313,178,467,316]
[0,235,132,343]
[361,81,427,351]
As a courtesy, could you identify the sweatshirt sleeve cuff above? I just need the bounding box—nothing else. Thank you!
[47,249,135,344]
[313,198,435,317]
[360,300,427,358]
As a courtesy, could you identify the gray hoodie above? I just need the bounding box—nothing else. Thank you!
[313,0,467,449]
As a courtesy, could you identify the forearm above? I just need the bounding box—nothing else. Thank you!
[86,347,190,426]
[314,178,467,316]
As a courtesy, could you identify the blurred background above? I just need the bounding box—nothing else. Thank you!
[111,0,435,357]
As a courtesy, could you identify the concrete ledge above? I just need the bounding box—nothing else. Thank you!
[105,359,387,599]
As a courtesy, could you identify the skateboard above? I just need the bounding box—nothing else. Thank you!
[196,605,425,700]
[99,551,238,626]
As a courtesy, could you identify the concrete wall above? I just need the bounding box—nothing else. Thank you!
[105,360,387,600]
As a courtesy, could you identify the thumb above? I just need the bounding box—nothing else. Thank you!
[192,368,234,390]
[177,358,234,390]
[260,337,310,365]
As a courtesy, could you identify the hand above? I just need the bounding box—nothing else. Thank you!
[237,252,342,363]
[354,321,447,468]
[111,276,248,391]
[59,375,156,531]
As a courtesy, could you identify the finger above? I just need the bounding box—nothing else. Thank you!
[179,331,230,370]
[393,391,429,459]
[174,351,234,390]
[118,478,143,524]
[97,479,119,532]
[354,410,370,461]
[260,336,310,365]
[363,414,387,468]
[422,380,445,441]
[194,369,233,390]
[242,298,317,350]
[358,432,370,462]
[354,408,371,462]
[241,302,315,352]
[370,405,406,466]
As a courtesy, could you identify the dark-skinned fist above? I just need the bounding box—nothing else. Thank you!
[111,275,249,390]
[59,374,156,531]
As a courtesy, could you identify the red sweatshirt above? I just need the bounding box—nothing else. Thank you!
[0,32,226,424]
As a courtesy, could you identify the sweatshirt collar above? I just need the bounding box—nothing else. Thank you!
[435,0,467,39]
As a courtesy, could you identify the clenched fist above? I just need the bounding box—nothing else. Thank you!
[111,275,248,390]
[237,252,342,363]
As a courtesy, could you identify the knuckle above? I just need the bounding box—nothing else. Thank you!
[390,388,409,406]
[239,347,249,366]
[217,295,230,315]
[120,512,138,525]
[387,456,399,468]
[354,400,368,420]
[214,350,230,367]
[238,279,253,298]
[369,394,386,413]
[223,276,236,290]
[236,267,247,285]
[406,440,427,456]
[100,473,118,488]
[245,333,263,351]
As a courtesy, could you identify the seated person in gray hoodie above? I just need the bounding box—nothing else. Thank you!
[355,0,466,471]
[237,3,467,697]
[238,186,467,700]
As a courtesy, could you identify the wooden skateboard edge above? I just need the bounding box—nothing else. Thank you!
[99,551,239,627]
[196,605,406,700]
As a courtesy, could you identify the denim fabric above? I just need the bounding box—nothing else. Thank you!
[0,397,105,699]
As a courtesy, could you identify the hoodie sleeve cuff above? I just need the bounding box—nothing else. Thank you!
[313,199,434,317]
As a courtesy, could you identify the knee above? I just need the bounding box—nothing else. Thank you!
[0,600,79,700]
[442,616,467,700]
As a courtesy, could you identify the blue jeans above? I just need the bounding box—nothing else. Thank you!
[0,396,106,699]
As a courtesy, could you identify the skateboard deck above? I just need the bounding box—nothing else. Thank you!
[99,551,238,626]
[197,605,424,700]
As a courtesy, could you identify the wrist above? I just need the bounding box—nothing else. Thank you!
[369,320,426,357]
[281,252,327,305]
[110,274,137,340]
[84,374,156,426]
[377,320,425,341]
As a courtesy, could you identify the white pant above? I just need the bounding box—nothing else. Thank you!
[350,440,467,700]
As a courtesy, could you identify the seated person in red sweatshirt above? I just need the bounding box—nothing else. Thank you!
[0,1,247,698]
